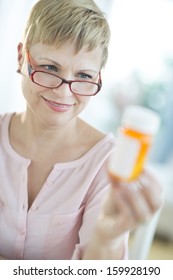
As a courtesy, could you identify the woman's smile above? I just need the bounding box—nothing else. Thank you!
[42,96,74,112]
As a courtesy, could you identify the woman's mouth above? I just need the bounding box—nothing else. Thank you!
[42,97,74,112]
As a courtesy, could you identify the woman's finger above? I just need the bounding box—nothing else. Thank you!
[138,171,164,212]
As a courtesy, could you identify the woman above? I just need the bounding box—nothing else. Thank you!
[0,0,163,260]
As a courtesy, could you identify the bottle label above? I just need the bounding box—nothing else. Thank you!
[109,133,140,179]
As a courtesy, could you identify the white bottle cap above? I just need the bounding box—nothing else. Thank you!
[121,105,160,135]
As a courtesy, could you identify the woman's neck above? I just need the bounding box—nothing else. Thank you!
[10,111,80,160]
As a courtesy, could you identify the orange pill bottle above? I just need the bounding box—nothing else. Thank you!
[109,105,160,182]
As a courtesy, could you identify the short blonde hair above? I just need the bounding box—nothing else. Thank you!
[23,0,111,68]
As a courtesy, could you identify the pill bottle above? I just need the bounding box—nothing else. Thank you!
[109,105,160,182]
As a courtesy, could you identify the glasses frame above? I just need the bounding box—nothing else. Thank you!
[26,50,102,96]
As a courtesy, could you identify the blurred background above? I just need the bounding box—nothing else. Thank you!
[0,0,173,259]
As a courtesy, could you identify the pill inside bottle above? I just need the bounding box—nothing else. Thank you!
[109,105,160,182]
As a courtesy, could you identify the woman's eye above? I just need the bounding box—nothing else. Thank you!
[79,73,92,79]
[41,65,58,72]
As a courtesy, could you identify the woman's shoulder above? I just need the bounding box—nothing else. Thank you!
[0,112,13,128]
[76,118,115,160]
[55,119,115,169]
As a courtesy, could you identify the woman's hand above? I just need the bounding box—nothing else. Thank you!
[83,168,164,259]
[96,168,164,242]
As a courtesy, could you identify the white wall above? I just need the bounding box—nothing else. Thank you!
[0,0,37,113]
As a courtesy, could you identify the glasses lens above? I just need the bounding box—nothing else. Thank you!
[71,82,99,95]
[31,71,100,95]
[33,72,62,88]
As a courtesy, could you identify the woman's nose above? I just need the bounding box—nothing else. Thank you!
[52,83,73,97]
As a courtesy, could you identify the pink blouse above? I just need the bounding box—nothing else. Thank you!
[0,113,128,260]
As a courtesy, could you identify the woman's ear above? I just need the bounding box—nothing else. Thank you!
[17,42,23,72]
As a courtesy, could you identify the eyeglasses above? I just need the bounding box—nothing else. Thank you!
[24,50,102,96]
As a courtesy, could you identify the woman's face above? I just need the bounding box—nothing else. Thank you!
[18,42,103,129]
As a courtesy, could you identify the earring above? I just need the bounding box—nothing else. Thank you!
[16,69,21,73]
